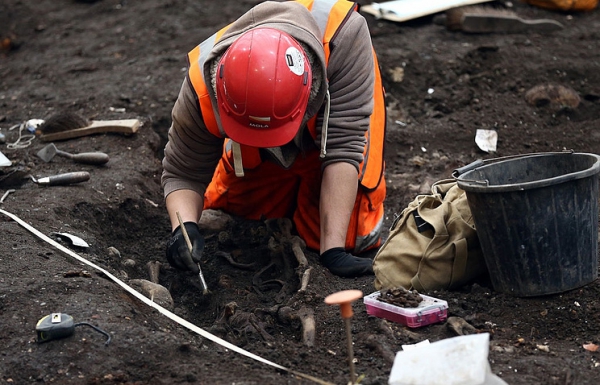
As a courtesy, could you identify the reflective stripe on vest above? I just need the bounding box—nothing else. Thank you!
[187,26,229,137]
[186,0,385,190]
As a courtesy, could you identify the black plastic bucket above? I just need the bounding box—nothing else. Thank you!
[454,152,600,296]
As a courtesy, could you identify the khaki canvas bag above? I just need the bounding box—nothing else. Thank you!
[373,179,488,292]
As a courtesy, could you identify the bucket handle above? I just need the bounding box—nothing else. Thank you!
[452,160,485,180]
[452,150,575,183]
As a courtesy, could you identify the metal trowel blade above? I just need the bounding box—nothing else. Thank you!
[51,232,90,248]
[36,143,58,163]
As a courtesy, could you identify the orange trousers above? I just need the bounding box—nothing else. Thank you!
[203,148,386,253]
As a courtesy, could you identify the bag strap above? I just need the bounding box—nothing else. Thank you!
[450,237,469,286]
[409,196,449,291]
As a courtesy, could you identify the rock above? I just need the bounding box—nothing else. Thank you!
[122,258,136,267]
[524,83,580,110]
[198,209,232,232]
[129,279,174,310]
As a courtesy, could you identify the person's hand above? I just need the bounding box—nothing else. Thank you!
[166,222,205,274]
[320,247,374,278]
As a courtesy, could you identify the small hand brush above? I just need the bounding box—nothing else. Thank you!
[176,212,209,295]
[36,111,141,142]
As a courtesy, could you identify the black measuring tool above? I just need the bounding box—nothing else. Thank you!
[36,313,111,346]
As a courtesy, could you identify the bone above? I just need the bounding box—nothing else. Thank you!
[129,279,174,310]
[265,217,293,239]
[365,334,396,364]
[146,261,161,283]
[447,316,478,336]
[278,218,293,237]
[218,274,234,289]
[276,306,297,324]
[267,236,284,254]
[298,267,312,292]
[247,316,274,341]
[215,251,256,270]
[297,306,315,347]
[252,261,276,288]
[290,236,308,267]
[272,306,315,347]
[217,301,274,341]
[263,217,313,295]
[290,237,311,294]
[377,319,397,341]
[272,218,292,238]
[133,261,174,310]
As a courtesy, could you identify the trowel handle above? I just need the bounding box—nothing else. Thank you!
[37,172,90,186]
[71,152,110,165]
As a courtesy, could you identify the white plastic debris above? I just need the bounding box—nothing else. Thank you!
[0,151,11,167]
[401,339,430,351]
[389,333,508,385]
[475,129,498,153]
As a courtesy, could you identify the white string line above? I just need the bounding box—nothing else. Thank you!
[6,122,36,149]
[0,208,333,385]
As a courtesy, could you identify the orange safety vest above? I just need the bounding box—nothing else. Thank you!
[186,0,386,191]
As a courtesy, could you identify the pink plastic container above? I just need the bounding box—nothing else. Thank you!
[364,291,448,328]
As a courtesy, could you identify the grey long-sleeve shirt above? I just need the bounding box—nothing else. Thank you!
[162,1,375,198]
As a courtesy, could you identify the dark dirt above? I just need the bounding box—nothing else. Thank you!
[1,0,600,384]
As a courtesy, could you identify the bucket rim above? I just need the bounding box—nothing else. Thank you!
[455,152,600,193]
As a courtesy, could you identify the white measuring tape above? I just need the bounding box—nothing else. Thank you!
[0,208,333,385]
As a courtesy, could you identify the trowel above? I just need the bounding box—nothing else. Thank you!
[36,143,110,165]
[443,6,565,34]
[30,172,90,186]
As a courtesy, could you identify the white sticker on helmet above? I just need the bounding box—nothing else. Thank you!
[285,47,305,76]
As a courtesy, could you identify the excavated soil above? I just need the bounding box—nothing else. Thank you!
[1,1,600,384]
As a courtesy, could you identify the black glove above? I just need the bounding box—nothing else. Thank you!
[166,222,205,274]
[320,247,374,278]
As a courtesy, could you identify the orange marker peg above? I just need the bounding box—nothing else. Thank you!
[325,290,363,384]
[325,290,363,318]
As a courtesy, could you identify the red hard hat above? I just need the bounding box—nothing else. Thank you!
[216,28,312,148]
